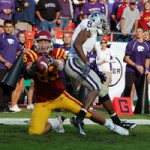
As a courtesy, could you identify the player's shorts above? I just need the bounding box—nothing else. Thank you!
[65,57,108,97]
[28,91,92,135]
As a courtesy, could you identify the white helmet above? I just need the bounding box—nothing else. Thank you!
[34,30,54,53]
[88,12,109,35]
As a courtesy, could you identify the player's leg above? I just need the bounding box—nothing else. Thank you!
[65,58,100,127]
[28,101,64,135]
[98,94,136,129]
[59,91,129,135]
[65,58,136,130]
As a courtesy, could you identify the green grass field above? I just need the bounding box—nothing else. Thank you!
[0,108,150,150]
[0,125,150,150]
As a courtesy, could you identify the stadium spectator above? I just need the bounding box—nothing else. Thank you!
[137,0,148,12]
[98,0,108,18]
[35,0,61,32]
[0,0,15,26]
[0,25,4,34]
[60,32,72,53]
[13,0,36,35]
[26,79,34,110]
[95,39,116,88]
[72,0,87,26]
[122,27,150,113]
[116,0,130,21]
[65,12,136,135]
[116,0,140,42]
[138,1,150,30]
[110,0,124,31]
[143,30,150,43]
[25,30,129,136]
[82,0,103,18]
[57,0,74,29]
[0,20,23,112]
[9,32,27,112]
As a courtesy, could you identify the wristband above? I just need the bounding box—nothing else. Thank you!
[145,68,149,72]
[2,60,7,64]
[134,63,138,67]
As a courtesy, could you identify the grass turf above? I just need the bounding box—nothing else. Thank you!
[0,108,150,120]
[0,125,150,150]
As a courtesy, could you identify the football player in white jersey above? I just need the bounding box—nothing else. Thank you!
[65,12,136,135]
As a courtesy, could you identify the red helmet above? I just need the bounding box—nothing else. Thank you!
[34,30,54,53]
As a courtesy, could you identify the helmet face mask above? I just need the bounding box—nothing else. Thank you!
[88,12,109,35]
[34,30,54,54]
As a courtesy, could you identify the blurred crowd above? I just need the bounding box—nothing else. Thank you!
[0,0,150,113]
[0,0,149,41]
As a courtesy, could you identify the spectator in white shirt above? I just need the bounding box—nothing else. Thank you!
[95,39,116,88]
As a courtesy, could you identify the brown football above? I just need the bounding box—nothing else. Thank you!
[36,56,49,73]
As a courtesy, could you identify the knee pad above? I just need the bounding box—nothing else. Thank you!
[99,94,110,104]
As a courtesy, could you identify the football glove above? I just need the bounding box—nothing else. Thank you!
[81,63,90,78]
[42,54,54,66]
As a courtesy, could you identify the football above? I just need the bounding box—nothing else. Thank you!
[36,56,49,73]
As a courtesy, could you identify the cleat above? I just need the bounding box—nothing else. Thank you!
[55,115,65,133]
[70,117,86,135]
[105,121,129,136]
[112,124,129,135]
[119,121,136,130]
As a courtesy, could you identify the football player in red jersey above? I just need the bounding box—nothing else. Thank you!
[24,30,129,136]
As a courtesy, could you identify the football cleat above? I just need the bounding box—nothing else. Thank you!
[70,117,86,135]
[112,124,129,135]
[119,121,136,130]
[55,115,65,133]
[105,121,129,136]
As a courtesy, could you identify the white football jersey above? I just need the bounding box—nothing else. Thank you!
[68,19,97,58]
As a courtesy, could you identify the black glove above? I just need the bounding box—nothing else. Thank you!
[42,54,54,65]
[81,63,90,78]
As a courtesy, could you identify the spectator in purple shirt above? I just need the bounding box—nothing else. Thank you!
[122,27,150,113]
[57,0,73,29]
[110,0,124,31]
[72,0,87,26]
[83,0,103,18]
[0,0,15,26]
[0,20,22,112]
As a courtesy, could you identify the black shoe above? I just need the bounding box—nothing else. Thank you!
[119,121,136,130]
[70,117,86,135]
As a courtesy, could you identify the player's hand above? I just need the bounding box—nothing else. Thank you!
[81,63,90,78]
[42,55,54,65]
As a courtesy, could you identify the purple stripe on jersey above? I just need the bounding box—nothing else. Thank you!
[68,58,99,90]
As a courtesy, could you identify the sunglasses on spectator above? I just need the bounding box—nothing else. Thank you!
[101,42,107,44]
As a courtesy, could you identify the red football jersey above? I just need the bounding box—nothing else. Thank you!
[24,48,66,102]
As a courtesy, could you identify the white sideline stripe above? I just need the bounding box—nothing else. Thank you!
[0,118,150,125]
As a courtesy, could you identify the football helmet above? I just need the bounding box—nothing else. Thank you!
[34,30,54,53]
[88,12,109,35]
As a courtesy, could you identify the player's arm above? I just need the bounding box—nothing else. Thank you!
[73,30,91,64]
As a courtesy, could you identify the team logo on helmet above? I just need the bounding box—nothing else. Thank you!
[88,12,109,35]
